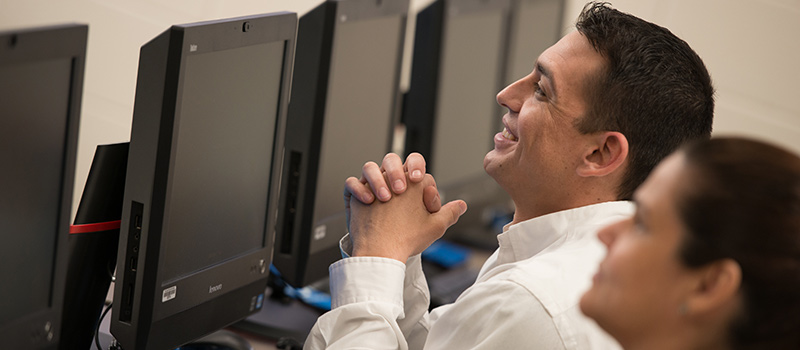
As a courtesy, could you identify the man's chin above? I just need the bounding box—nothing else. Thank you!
[483,154,503,181]
[483,148,507,173]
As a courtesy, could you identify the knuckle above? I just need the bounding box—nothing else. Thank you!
[344,176,359,188]
[409,152,425,165]
[383,153,399,164]
[363,161,378,173]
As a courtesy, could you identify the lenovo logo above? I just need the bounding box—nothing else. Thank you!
[209,283,223,294]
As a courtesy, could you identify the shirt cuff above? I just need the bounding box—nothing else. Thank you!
[328,256,406,310]
[338,233,425,262]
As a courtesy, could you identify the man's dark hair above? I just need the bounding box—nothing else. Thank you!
[575,2,714,200]
[678,137,800,349]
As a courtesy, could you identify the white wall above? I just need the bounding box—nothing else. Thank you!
[2,0,799,219]
[561,0,800,154]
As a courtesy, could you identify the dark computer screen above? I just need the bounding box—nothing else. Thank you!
[310,14,405,256]
[272,0,408,288]
[0,23,86,349]
[0,57,71,325]
[159,41,283,283]
[110,12,296,350]
[429,7,506,187]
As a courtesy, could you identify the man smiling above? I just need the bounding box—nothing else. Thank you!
[306,2,714,349]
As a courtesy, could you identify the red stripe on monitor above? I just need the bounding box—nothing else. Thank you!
[69,220,122,234]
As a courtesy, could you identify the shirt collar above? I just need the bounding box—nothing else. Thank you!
[496,201,634,263]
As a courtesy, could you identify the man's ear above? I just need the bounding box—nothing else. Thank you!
[684,259,742,317]
[577,131,629,177]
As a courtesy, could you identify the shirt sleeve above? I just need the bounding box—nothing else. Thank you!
[397,254,432,349]
[304,257,410,350]
[313,234,434,349]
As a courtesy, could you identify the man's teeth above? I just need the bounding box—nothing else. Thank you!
[502,128,518,141]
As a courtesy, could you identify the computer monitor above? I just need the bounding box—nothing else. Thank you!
[272,0,409,288]
[110,12,296,350]
[403,0,512,248]
[504,0,565,85]
[0,23,86,349]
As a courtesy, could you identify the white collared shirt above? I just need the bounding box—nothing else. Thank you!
[305,201,634,349]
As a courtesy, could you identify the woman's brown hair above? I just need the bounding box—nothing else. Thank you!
[679,137,800,349]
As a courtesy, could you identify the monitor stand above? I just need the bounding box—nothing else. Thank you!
[177,330,253,350]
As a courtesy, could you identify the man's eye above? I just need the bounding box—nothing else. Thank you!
[535,82,546,97]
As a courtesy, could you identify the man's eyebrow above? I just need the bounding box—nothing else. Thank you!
[537,62,550,79]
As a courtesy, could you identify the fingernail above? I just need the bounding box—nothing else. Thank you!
[393,179,405,192]
[379,187,391,200]
[411,170,422,179]
[363,193,374,202]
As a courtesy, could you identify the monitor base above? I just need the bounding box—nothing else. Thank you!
[177,330,253,350]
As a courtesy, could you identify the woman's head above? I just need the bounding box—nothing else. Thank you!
[580,137,800,349]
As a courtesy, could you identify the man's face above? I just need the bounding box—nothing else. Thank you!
[483,30,606,221]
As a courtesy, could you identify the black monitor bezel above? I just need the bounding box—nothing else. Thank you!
[110,12,296,350]
[0,23,86,349]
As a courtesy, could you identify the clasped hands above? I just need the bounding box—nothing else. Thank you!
[344,153,468,263]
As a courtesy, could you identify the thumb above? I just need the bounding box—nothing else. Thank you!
[431,199,467,230]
